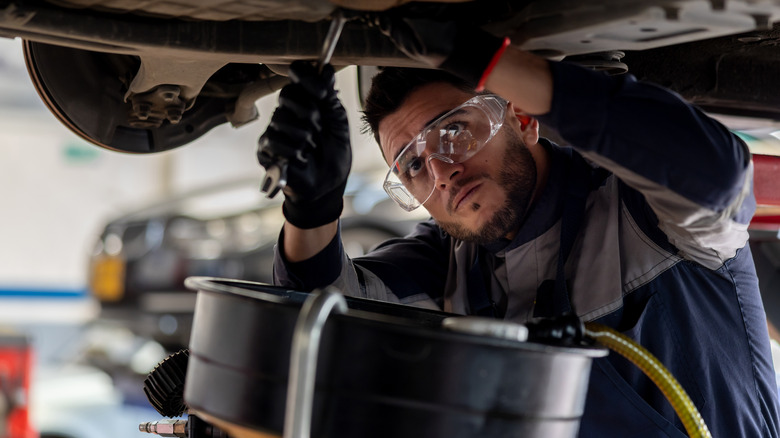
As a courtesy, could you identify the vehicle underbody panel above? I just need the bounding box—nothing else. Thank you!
[4,0,780,152]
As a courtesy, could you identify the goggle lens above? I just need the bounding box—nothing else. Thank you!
[383,94,507,211]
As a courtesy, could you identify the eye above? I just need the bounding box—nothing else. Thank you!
[441,122,466,138]
[406,156,425,178]
[439,122,467,151]
[393,153,426,183]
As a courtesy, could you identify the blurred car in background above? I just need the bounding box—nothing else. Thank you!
[88,172,427,351]
[18,322,164,438]
[32,361,157,438]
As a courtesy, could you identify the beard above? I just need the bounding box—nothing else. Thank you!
[436,128,538,245]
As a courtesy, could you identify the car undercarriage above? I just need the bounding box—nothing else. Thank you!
[7,0,780,153]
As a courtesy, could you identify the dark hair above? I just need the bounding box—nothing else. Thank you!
[361,68,475,148]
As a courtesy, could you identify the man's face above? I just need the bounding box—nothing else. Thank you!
[378,82,544,243]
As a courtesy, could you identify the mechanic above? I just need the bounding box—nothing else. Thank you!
[257,18,780,438]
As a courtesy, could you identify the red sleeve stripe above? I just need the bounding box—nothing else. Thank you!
[476,37,511,92]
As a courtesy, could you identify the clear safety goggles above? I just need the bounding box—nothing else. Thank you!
[383,94,507,211]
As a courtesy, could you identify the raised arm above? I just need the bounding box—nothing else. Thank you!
[257,61,351,263]
[375,17,753,265]
[483,48,554,116]
[532,58,754,267]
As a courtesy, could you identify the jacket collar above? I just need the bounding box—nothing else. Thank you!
[483,139,574,254]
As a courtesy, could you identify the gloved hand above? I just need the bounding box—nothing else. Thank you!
[257,61,352,229]
[367,13,509,87]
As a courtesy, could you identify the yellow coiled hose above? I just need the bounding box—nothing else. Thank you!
[583,322,712,438]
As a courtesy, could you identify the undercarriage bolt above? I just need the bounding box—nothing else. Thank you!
[133,102,152,120]
[166,107,183,124]
[158,85,181,103]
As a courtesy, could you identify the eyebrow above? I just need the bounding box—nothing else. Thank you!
[391,108,468,162]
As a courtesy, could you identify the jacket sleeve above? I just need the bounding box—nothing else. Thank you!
[535,61,756,269]
[273,219,449,308]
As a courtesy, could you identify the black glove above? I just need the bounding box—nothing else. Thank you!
[368,13,508,86]
[257,61,352,229]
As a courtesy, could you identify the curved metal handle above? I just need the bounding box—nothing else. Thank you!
[284,287,348,438]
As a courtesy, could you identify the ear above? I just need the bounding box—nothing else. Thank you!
[508,102,539,145]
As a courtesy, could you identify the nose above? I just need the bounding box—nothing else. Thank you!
[427,155,464,191]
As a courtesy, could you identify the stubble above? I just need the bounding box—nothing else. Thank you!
[436,128,537,244]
